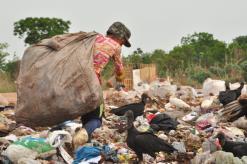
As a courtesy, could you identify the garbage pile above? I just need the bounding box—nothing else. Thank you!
[1,78,247,163]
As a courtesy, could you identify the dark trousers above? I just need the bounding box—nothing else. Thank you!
[81,106,102,140]
[84,118,102,136]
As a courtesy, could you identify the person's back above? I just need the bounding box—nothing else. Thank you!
[93,34,123,83]
[81,22,131,140]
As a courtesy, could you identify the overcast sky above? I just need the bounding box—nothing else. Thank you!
[1,0,247,58]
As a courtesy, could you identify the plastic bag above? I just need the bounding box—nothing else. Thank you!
[48,130,72,148]
[14,137,54,153]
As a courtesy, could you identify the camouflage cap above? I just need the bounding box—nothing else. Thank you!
[107,22,131,47]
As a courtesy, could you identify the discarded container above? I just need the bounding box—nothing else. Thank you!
[201,97,215,109]
[202,78,226,96]
[169,97,190,109]
[150,83,177,98]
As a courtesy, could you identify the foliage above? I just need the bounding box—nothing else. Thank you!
[0,43,19,92]
[0,72,16,93]
[7,27,247,88]
[3,59,20,80]
[233,36,247,50]
[124,48,143,69]
[185,66,211,83]
[191,71,211,83]
[14,17,71,45]
[227,36,247,64]
[122,32,247,85]
[180,32,227,67]
[209,66,226,78]
[0,43,9,70]
[240,61,247,81]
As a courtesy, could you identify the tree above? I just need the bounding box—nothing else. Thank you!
[3,54,20,80]
[124,48,144,68]
[133,48,143,54]
[14,17,71,45]
[233,36,247,50]
[180,32,226,67]
[181,32,214,46]
[0,43,9,70]
[228,36,247,63]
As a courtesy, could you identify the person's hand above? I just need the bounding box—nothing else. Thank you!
[107,81,114,88]
[116,73,125,82]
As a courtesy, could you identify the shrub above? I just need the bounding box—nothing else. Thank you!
[0,71,16,92]
[224,63,243,82]
[209,66,226,77]
[240,61,247,81]
[191,71,211,83]
[3,60,20,80]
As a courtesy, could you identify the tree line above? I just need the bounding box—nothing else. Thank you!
[122,33,247,85]
[1,17,247,90]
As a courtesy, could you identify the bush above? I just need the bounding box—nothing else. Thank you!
[240,61,247,81]
[224,63,243,82]
[3,60,20,80]
[191,71,211,83]
[184,66,211,83]
[158,69,167,78]
[209,66,226,77]
[0,71,16,92]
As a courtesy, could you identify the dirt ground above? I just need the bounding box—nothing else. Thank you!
[0,92,17,105]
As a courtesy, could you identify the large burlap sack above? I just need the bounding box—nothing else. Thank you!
[16,32,102,127]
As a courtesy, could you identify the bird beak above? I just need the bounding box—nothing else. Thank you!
[214,138,222,150]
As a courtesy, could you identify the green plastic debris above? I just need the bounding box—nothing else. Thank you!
[13,136,54,153]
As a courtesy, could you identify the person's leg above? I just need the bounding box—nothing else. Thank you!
[84,118,102,138]
[81,106,103,141]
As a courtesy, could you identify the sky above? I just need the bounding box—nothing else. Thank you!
[1,0,247,58]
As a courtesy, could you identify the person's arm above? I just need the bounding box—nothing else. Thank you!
[112,47,124,82]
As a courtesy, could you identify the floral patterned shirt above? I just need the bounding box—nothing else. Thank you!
[93,34,124,82]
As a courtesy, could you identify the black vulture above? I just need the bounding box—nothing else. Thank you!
[218,82,244,106]
[109,93,151,119]
[215,132,247,158]
[123,110,177,161]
